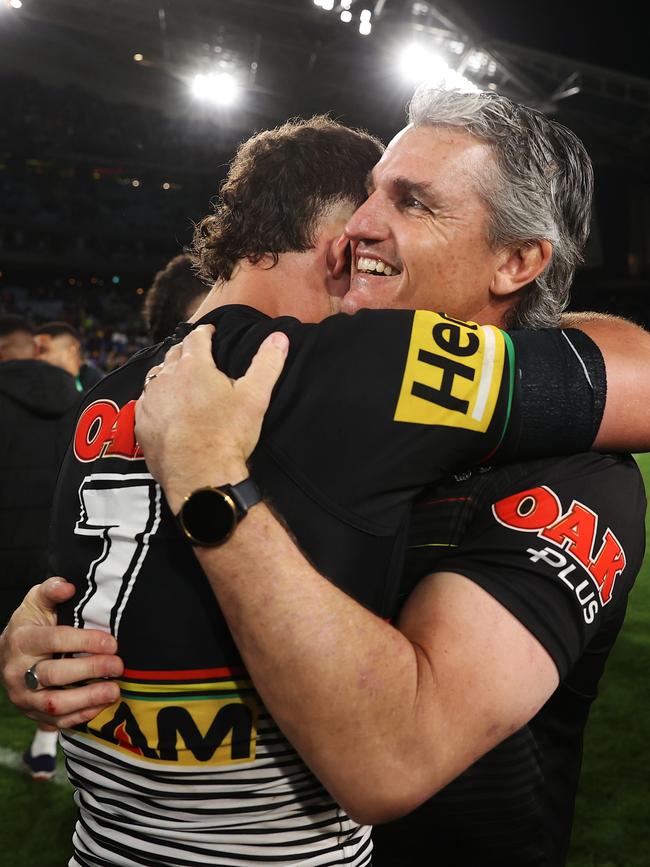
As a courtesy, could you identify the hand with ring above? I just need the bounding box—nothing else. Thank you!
[0,578,124,728]
[24,662,42,691]
[144,363,164,389]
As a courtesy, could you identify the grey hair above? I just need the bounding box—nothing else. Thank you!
[407,87,594,328]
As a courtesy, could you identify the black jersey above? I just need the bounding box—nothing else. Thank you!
[372,452,646,867]
[51,305,606,866]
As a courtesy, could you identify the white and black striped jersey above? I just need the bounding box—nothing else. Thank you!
[52,305,606,865]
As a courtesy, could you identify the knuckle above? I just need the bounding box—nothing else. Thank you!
[41,693,59,717]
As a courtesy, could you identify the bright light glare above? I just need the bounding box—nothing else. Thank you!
[191,72,240,106]
[9,0,23,8]
[399,44,479,92]
[467,51,487,72]
[359,20,372,35]
[360,9,372,21]
[340,10,352,22]
[321,0,334,9]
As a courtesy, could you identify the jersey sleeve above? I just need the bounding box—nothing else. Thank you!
[499,327,606,461]
[409,453,646,678]
[207,305,607,530]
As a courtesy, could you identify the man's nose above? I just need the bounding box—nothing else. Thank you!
[344,192,388,242]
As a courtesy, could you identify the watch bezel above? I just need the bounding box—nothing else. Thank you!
[177,486,239,547]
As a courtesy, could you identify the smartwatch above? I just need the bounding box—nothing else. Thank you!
[176,477,262,547]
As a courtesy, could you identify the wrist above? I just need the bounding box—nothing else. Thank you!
[162,461,249,515]
[175,476,262,547]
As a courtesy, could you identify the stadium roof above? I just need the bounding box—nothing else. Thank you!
[1,0,649,162]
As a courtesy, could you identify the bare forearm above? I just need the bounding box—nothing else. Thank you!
[194,502,433,822]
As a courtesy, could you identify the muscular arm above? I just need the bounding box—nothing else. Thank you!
[190,505,558,823]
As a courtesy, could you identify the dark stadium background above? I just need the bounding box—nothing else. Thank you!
[0,0,649,350]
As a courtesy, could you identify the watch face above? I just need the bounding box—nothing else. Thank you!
[180,487,237,546]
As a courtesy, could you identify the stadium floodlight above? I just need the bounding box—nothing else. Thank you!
[321,0,335,9]
[9,0,23,8]
[359,8,372,35]
[398,43,479,92]
[340,10,352,22]
[191,72,240,106]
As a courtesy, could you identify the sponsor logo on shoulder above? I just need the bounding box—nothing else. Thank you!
[493,485,626,624]
[394,311,506,431]
[74,399,144,462]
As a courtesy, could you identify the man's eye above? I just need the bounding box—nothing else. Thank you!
[405,197,428,211]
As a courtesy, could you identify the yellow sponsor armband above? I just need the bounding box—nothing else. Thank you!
[394,310,507,432]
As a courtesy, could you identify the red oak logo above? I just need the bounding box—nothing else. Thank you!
[493,486,625,606]
[74,399,143,462]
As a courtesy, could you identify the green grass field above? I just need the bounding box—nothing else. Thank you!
[1,456,649,866]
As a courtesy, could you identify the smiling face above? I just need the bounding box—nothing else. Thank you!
[341,124,515,325]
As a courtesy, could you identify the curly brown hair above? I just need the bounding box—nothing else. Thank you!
[142,254,209,342]
[192,116,384,282]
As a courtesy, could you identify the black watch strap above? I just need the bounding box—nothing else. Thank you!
[219,477,263,518]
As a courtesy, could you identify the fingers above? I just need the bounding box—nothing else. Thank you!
[2,623,123,729]
[34,577,76,609]
[170,323,215,363]
[174,324,217,374]
[141,325,216,398]
[24,681,121,729]
[237,332,289,411]
[27,652,123,688]
[17,625,118,659]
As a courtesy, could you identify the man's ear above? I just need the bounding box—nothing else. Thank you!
[325,233,351,299]
[328,233,350,280]
[491,240,553,298]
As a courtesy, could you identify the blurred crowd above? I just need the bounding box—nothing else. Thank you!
[0,254,210,375]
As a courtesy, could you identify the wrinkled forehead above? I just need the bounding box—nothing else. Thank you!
[372,123,494,194]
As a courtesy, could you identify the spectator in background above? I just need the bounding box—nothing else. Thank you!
[142,253,209,342]
[34,322,104,392]
[0,314,82,780]
[0,314,38,362]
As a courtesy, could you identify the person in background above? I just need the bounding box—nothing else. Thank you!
[0,314,38,363]
[142,253,210,343]
[35,321,104,392]
[0,314,82,780]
